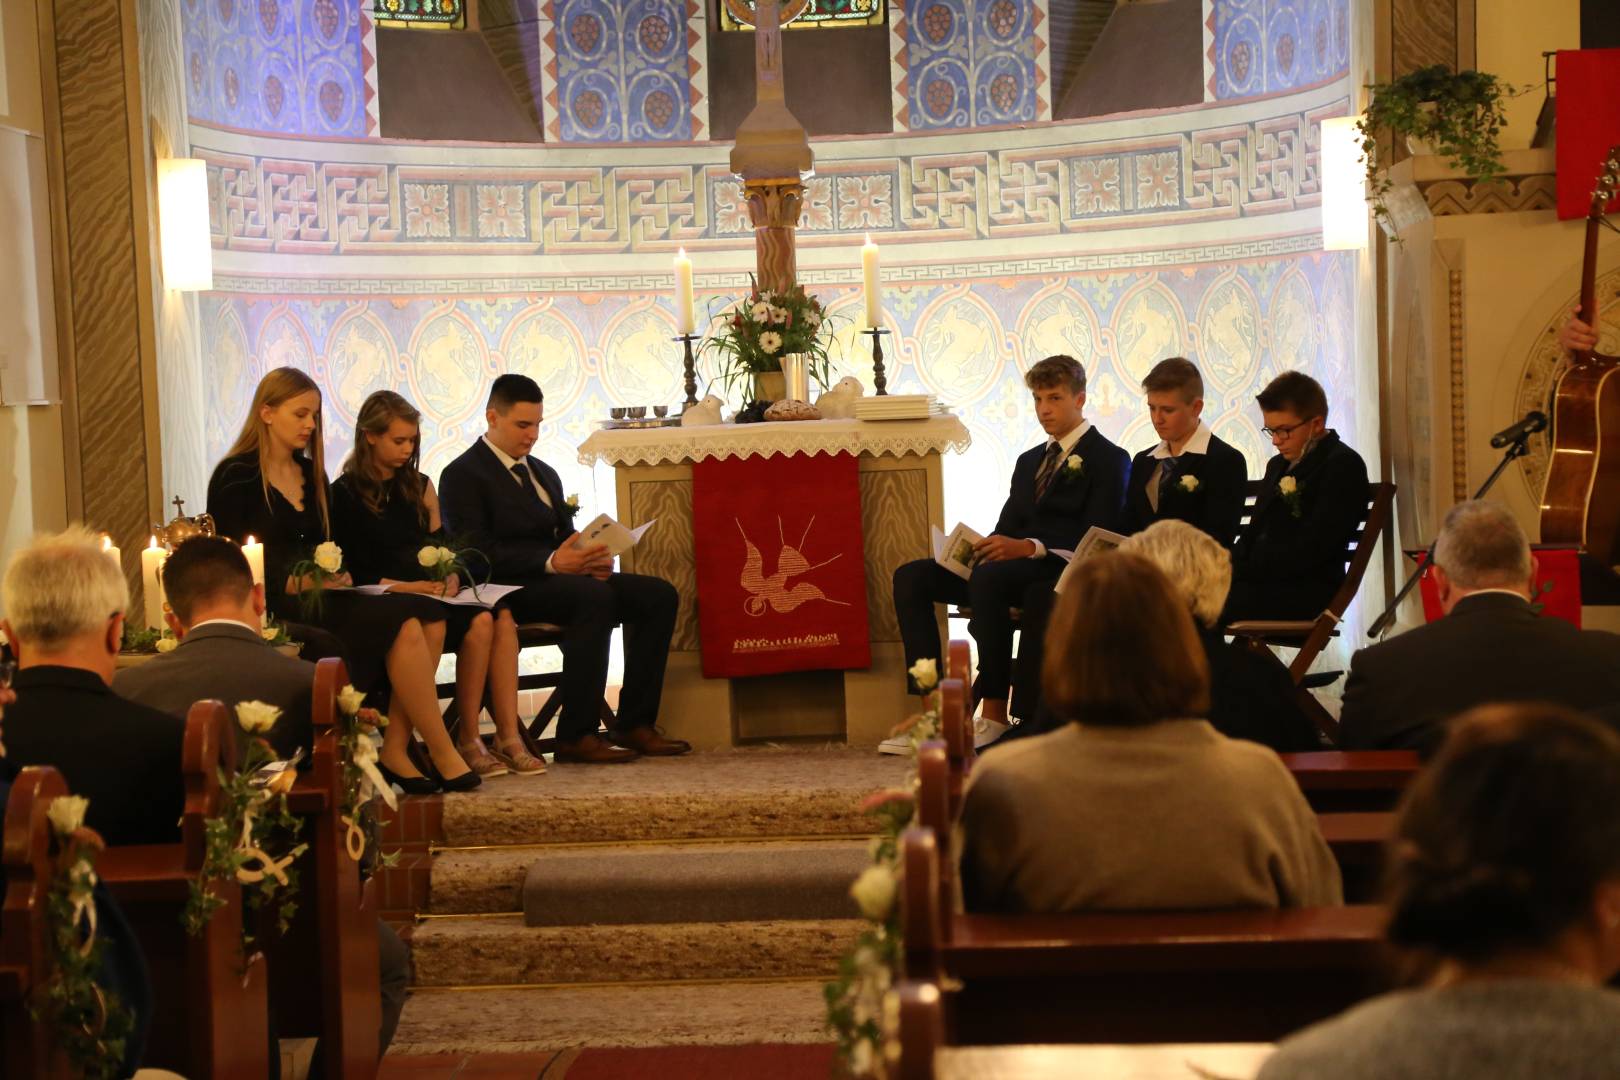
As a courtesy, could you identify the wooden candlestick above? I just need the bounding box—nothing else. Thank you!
[674,333,700,407]
[863,326,890,397]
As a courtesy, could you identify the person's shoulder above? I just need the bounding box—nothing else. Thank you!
[110,689,190,735]
[210,452,259,486]
[1206,432,1247,467]
[440,441,486,479]
[1259,992,1421,1079]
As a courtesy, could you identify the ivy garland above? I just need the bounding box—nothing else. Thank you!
[335,685,398,866]
[31,796,134,1080]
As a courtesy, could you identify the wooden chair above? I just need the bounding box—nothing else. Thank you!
[899,827,1391,1045]
[437,621,616,756]
[97,701,271,1077]
[1227,480,1398,741]
[0,766,68,1079]
[271,657,382,1080]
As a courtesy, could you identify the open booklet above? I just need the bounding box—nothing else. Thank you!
[352,582,525,607]
[1053,525,1129,592]
[931,523,986,581]
[574,513,656,556]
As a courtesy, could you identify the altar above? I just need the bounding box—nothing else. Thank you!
[578,416,971,748]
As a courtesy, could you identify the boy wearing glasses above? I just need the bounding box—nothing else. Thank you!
[1223,371,1369,622]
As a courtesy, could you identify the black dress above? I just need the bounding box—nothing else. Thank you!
[330,471,490,653]
[206,451,448,694]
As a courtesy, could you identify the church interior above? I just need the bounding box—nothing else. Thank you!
[5,0,1620,1076]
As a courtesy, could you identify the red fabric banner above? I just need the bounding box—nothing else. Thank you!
[1556,49,1620,220]
[1413,547,1583,628]
[691,451,871,678]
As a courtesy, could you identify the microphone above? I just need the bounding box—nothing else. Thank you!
[1490,411,1547,449]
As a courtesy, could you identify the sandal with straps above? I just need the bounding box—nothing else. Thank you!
[491,740,547,776]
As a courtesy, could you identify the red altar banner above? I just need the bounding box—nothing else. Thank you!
[1556,49,1620,220]
[1410,547,1583,627]
[691,451,871,678]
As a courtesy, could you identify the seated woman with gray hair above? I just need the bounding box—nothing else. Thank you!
[1121,520,1323,753]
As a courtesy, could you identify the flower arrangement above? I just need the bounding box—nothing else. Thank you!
[260,619,296,648]
[825,657,943,1078]
[288,541,346,619]
[704,277,839,399]
[334,684,398,864]
[32,795,135,1079]
[183,702,308,953]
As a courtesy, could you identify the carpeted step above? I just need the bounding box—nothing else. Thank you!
[387,979,831,1054]
[522,841,870,927]
[442,745,906,847]
[428,848,535,915]
[409,915,861,987]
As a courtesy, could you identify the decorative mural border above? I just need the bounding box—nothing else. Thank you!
[200,99,1345,255]
[361,10,380,137]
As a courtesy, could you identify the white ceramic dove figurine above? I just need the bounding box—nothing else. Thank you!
[681,394,725,426]
[814,376,866,419]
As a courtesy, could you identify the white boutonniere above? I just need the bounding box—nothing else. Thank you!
[564,493,581,514]
[1056,453,1084,485]
[1277,474,1303,518]
[1177,474,1200,493]
[47,794,90,836]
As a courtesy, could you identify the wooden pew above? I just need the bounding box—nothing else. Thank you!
[271,657,382,1080]
[900,826,1391,1046]
[97,701,271,1077]
[0,766,68,1079]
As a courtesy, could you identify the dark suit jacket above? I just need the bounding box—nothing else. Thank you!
[993,425,1129,553]
[1121,431,1249,544]
[439,440,579,582]
[1200,628,1323,753]
[5,666,186,846]
[1227,431,1370,620]
[113,622,315,760]
[1338,592,1620,755]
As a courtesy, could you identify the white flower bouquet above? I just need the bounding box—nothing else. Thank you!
[703,276,839,400]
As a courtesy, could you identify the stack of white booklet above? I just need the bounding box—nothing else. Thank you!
[854,394,942,421]
[929,523,1125,586]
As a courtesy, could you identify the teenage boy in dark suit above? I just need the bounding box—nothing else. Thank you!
[890,354,1128,749]
[1121,357,1248,544]
[438,375,687,764]
[1224,370,1369,622]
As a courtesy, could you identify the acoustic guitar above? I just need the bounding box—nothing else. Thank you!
[1540,145,1620,564]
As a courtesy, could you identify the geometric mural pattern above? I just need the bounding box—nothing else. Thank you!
[195,249,1358,528]
[199,97,1344,254]
[181,0,378,137]
[1205,0,1351,101]
[892,0,1050,131]
[539,0,704,142]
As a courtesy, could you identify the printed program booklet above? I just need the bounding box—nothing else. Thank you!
[575,514,656,556]
[1052,526,1129,592]
[931,523,987,581]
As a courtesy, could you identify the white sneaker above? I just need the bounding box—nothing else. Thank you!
[878,734,914,756]
[973,716,1010,749]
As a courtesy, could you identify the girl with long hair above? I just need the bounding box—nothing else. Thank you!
[207,368,478,792]
[332,390,544,779]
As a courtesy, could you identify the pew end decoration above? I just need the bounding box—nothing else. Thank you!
[334,683,397,865]
[10,773,136,1079]
[183,701,308,951]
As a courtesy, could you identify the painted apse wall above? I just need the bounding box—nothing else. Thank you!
[154,0,1366,648]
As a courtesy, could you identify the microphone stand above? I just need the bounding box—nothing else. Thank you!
[1367,429,1535,639]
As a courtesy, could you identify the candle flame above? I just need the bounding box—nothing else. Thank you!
[678,247,687,259]
[148,536,158,549]
[101,535,112,551]
[245,535,257,546]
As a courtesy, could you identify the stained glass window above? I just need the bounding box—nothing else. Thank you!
[719,0,886,32]
[373,0,467,30]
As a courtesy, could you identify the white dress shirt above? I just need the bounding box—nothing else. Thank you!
[482,436,558,573]
[1146,421,1213,512]
[1028,420,1091,559]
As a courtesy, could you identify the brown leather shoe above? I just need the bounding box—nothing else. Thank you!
[553,733,639,764]
[608,726,691,757]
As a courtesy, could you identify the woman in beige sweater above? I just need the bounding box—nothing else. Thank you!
[957,552,1341,913]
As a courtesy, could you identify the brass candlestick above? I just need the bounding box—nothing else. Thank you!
[863,326,890,396]
[674,333,700,407]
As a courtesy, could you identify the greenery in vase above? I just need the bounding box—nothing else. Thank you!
[1357,65,1519,227]
[703,277,840,400]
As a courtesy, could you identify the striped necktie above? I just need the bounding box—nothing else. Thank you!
[1034,441,1064,501]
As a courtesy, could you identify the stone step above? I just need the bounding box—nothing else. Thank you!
[523,840,870,927]
[388,979,831,1055]
[410,914,861,987]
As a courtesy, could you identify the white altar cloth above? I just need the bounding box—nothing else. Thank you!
[577,415,972,468]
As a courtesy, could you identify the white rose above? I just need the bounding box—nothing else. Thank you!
[154,636,178,654]
[314,541,344,574]
[758,331,783,356]
[1063,453,1083,473]
[47,794,89,835]
[235,700,281,735]
[435,546,454,566]
[565,493,581,511]
[749,301,771,320]
[850,1039,874,1077]
[417,545,439,568]
[907,656,938,692]
[260,627,279,641]
[1179,474,1200,492]
[337,684,366,716]
[850,863,898,921]
[1278,475,1297,494]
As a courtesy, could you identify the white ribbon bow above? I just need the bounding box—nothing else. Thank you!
[341,736,397,862]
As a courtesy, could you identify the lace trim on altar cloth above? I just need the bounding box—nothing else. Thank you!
[576,415,972,467]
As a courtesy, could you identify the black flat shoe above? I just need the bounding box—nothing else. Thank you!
[377,762,440,796]
[438,768,482,793]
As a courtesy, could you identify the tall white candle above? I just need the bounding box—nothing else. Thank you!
[242,536,266,627]
[101,534,122,577]
[861,234,882,328]
[141,537,168,630]
[674,248,695,335]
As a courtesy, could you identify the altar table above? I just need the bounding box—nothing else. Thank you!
[578,416,971,749]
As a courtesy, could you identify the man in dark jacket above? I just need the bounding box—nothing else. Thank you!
[1339,500,1620,754]
[892,354,1128,744]
[1224,371,1369,622]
